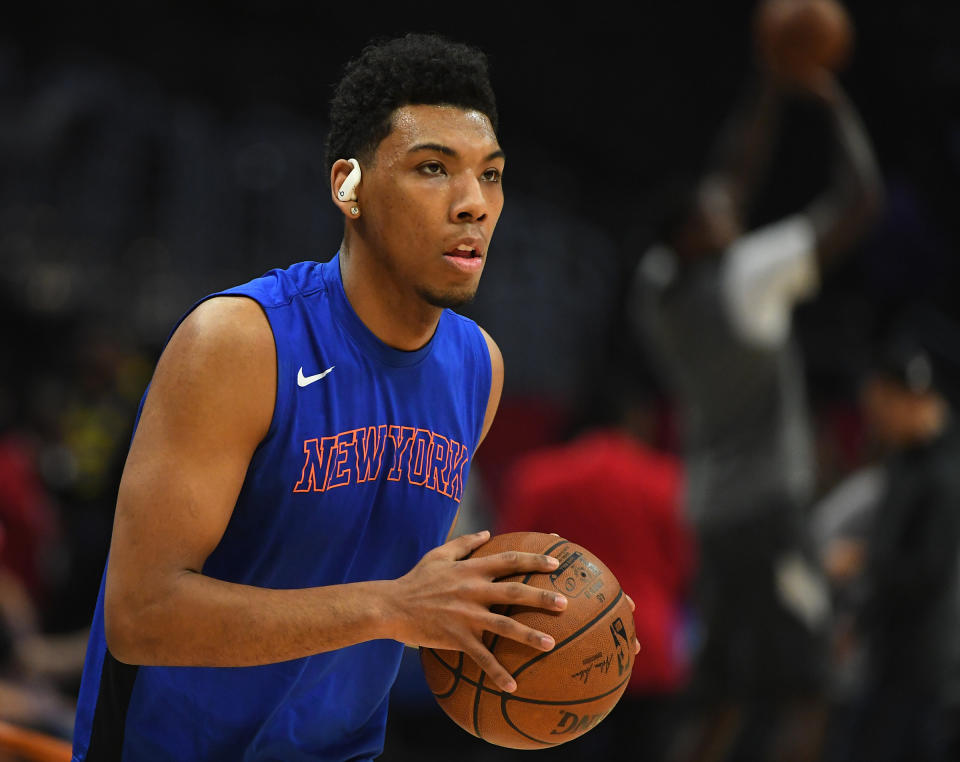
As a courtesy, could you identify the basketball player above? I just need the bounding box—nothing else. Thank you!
[632,69,883,762]
[70,34,592,761]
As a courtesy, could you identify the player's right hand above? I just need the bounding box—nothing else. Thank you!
[385,530,567,692]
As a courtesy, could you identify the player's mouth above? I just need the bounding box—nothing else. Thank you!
[442,242,484,273]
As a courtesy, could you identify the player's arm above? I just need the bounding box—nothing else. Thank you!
[701,73,784,219]
[802,73,884,268]
[477,326,504,450]
[104,298,561,691]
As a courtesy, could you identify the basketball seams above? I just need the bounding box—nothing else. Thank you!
[471,663,487,737]
[422,648,464,700]
[470,536,569,741]
[471,568,536,740]
[511,588,624,680]
[494,590,629,748]
[503,676,631,706]
[497,706,557,749]
[541,538,570,557]
[426,665,631,707]
[498,676,632,747]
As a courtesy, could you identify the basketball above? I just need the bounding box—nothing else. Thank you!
[754,0,853,82]
[419,531,636,749]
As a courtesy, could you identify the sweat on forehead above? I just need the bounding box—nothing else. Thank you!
[390,106,496,140]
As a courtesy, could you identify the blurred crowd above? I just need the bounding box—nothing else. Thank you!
[2,3,960,760]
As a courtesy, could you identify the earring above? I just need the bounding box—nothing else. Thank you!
[350,206,360,216]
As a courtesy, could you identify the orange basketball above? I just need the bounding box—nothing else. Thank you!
[419,531,636,749]
[754,0,854,82]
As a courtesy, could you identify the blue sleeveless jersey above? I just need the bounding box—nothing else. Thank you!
[72,254,492,761]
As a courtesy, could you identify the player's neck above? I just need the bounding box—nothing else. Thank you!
[338,245,442,352]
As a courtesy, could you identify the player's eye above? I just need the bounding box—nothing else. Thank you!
[481,168,502,183]
[419,161,446,176]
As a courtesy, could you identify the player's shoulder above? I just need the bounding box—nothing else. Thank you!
[143,294,277,449]
[447,310,501,358]
[170,296,274,373]
[440,309,497,352]
[219,260,330,310]
[442,307,482,333]
[167,258,335,359]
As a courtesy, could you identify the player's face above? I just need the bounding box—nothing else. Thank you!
[360,105,505,308]
[860,376,928,446]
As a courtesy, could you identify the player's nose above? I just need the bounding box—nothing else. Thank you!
[450,174,488,223]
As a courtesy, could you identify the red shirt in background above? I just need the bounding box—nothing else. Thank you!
[0,433,58,599]
[496,428,696,694]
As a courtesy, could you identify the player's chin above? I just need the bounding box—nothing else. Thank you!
[418,282,480,309]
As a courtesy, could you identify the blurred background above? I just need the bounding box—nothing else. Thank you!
[1,1,959,760]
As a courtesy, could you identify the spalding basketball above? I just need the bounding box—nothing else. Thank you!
[754,0,854,82]
[420,532,636,749]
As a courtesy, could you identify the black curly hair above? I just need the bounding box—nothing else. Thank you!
[323,33,498,178]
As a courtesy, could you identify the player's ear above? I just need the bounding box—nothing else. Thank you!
[331,158,362,219]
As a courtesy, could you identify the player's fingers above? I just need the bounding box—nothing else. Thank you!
[485,582,567,612]
[469,550,559,577]
[483,612,556,654]
[622,592,639,652]
[464,641,518,693]
[431,530,491,561]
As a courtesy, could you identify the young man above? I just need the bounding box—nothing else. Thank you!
[71,34,577,761]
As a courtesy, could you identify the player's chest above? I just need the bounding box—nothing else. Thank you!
[280,352,474,506]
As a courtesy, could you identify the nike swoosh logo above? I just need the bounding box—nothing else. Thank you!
[297,366,335,387]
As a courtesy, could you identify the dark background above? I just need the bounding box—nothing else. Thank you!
[3,1,959,398]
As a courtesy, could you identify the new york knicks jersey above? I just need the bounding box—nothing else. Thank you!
[72,253,492,761]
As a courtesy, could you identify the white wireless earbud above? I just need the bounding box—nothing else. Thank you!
[337,158,361,201]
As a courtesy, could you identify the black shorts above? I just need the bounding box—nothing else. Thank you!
[689,503,829,701]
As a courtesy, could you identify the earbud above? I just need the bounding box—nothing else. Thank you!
[337,158,361,201]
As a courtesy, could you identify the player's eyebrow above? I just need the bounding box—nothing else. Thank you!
[408,143,506,162]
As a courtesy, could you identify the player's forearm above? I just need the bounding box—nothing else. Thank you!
[104,571,401,666]
[808,87,884,263]
[828,88,884,213]
[707,76,782,208]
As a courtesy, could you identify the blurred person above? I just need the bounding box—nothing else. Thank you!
[808,455,885,760]
[809,460,884,701]
[40,331,149,638]
[0,527,78,741]
[69,33,646,762]
[0,385,91,742]
[831,331,960,762]
[492,364,696,761]
[631,67,883,762]
[0,428,59,604]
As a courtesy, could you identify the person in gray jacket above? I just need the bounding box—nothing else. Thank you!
[632,67,883,762]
